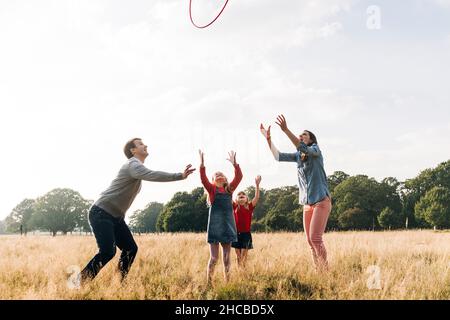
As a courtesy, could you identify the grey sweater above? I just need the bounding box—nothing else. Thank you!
[94,157,184,218]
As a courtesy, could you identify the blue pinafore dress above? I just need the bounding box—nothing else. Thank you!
[207,187,237,244]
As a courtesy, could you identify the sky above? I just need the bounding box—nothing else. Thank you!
[0,0,449,220]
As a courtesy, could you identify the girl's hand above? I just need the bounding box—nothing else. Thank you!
[275,114,288,132]
[182,164,196,179]
[255,175,262,186]
[199,150,205,167]
[260,124,271,140]
[226,151,237,166]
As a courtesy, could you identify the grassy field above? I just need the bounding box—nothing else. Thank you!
[0,230,449,300]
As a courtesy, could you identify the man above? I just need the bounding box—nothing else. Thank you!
[80,138,195,283]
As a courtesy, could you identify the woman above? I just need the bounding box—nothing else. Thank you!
[260,115,331,271]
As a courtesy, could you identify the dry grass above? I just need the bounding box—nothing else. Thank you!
[0,230,449,300]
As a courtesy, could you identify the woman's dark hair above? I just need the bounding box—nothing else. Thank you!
[301,130,318,161]
[304,130,318,146]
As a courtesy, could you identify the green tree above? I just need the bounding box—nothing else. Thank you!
[379,177,404,227]
[250,220,267,232]
[0,220,6,234]
[129,202,164,233]
[327,206,340,231]
[190,187,210,231]
[378,207,403,230]
[338,207,372,230]
[164,203,190,232]
[5,199,36,234]
[404,160,450,227]
[157,187,208,232]
[158,192,193,232]
[332,175,402,230]
[326,171,351,230]
[242,186,267,221]
[328,171,350,193]
[290,207,304,231]
[76,199,93,234]
[415,186,450,229]
[31,188,91,236]
[262,192,300,231]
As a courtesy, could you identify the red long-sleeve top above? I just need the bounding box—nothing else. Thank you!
[200,164,243,204]
[233,202,255,233]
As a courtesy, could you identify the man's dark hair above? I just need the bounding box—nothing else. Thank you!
[124,138,141,159]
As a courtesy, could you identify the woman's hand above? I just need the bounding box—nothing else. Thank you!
[199,150,205,167]
[226,151,237,166]
[275,114,288,132]
[182,164,196,179]
[275,114,301,148]
[260,124,271,140]
[255,175,262,186]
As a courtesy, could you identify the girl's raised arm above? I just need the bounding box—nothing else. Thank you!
[199,150,214,193]
[227,151,243,192]
[251,175,261,207]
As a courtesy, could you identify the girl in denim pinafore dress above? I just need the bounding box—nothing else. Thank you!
[207,188,237,244]
[199,150,243,284]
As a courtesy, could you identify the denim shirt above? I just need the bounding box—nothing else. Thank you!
[278,143,330,205]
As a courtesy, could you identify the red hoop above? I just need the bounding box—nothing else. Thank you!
[189,0,230,29]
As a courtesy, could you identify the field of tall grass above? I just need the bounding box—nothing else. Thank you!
[0,230,449,300]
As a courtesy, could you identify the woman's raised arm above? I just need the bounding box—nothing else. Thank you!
[260,124,297,162]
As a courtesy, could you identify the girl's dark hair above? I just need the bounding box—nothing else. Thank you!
[304,130,318,146]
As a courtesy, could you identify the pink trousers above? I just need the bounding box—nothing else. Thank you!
[303,197,331,269]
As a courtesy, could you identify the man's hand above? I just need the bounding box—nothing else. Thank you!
[182,164,196,179]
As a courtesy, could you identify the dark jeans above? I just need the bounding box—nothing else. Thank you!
[81,205,138,281]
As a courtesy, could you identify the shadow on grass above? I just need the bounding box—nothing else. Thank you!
[211,274,317,300]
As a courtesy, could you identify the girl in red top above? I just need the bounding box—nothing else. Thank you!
[232,175,261,268]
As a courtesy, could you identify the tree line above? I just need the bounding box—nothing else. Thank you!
[2,189,92,236]
[1,160,449,235]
